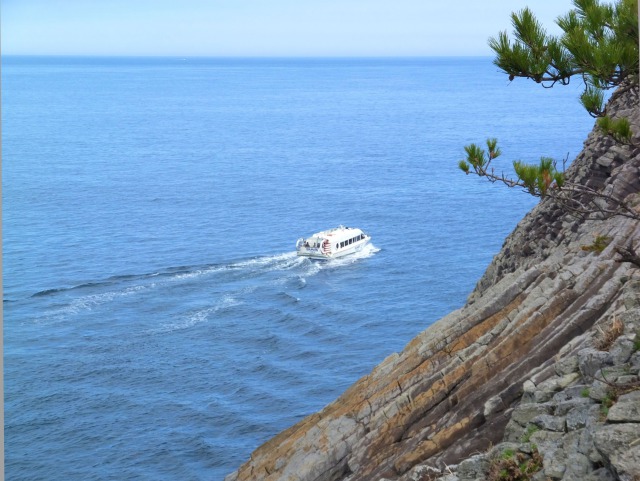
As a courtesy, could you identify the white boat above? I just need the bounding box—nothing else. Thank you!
[296,226,370,260]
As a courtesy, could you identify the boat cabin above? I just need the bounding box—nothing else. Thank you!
[296,225,370,259]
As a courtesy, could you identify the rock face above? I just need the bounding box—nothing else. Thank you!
[430,280,640,481]
[225,85,640,481]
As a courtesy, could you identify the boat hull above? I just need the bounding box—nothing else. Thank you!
[297,238,371,260]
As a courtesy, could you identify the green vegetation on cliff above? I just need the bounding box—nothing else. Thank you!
[459,0,638,207]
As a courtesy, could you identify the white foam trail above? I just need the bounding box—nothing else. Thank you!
[169,265,225,281]
[150,295,242,333]
[231,252,300,271]
[35,283,153,324]
[32,247,366,325]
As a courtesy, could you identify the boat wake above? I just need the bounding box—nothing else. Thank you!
[25,246,379,329]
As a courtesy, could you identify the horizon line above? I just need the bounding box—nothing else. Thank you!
[1,53,494,59]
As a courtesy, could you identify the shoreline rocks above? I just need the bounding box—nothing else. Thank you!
[426,285,640,481]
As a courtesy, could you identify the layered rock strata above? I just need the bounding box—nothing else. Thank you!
[225,84,640,481]
[419,280,640,481]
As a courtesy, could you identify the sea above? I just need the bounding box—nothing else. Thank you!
[3,56,594,481]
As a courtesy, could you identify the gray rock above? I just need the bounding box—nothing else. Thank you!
[615,374,639,384]
[563,428,603,466]
[531,413,566,432]
[531,472,548,481]
[538,372,582,393]
[593,423,640,481]
[527,373,581,404]
[578,349,614,379]
[555,355,580,376]
[511,404,554,426]
[561,384,595,401]
[541,446,566,480]
[620,309,640,334]
[609,336,637,364]
[582,467,617,481]
[552,390,572,403]
[521,392,536,405]
[623,283,640,309]
[562,451,592,480]
[595,365,633,383]
[483,395,504,417]
[456,454,489,481]
[558,371,582,389]
[555,396,595,416]
[529,429,564,448]
[401,463,442,481]
[532,389,555,404]
[433,475,458,481]
[588,380,610,401]
[503,419,525,443]
[596,152,615,168]
[566,404,601,431]
[631,351,640,370]
[606,390,640,422]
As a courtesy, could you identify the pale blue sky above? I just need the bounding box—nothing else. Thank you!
[3,0,578,56]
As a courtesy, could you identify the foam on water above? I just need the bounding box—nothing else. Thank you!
[152,294,243,333]
[30,247,379,335]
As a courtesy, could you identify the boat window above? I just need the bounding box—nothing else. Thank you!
[340,242,344,248]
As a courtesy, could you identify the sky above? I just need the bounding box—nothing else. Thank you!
[2,0,580,57]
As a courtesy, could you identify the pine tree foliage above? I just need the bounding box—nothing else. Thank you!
[459,139,565,199]
[490,0,638,124]
[459,0,640,223]
[458,0,640,267]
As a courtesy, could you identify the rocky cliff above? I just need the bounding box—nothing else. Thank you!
[225,83,640,481]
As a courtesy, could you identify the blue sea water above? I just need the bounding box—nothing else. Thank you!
[3,56,594,480]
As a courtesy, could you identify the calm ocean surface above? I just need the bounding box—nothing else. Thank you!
[3,56,593,480]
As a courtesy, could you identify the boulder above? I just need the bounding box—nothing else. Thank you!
[593,423,640,481]
[606,391,640,422]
